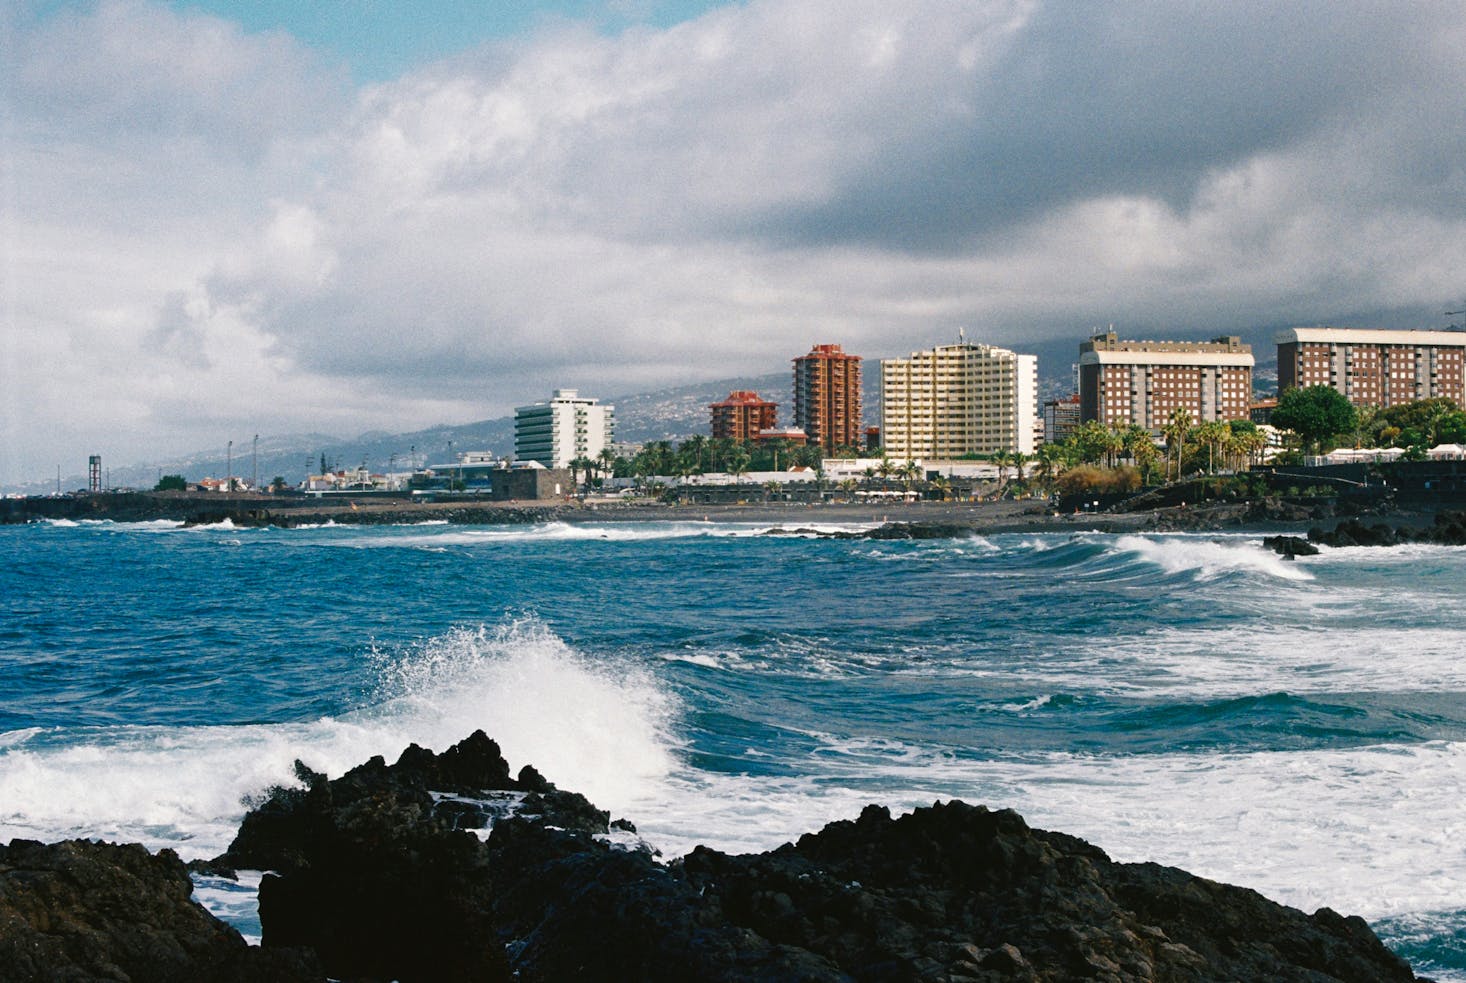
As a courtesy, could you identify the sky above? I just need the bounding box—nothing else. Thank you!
[5,0,1466,486]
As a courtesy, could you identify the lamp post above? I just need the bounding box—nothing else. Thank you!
[252,434,258,491]
[227,440,233,494]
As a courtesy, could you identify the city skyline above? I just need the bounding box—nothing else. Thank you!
[8,1,1466,486]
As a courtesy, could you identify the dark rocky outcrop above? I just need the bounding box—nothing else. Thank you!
[1308,510,1466,549]
[0,731,1428,982]
[208,732,1424,983]
[0,838,317,982]
[208,730,608,982]
[1263,534,1321,558]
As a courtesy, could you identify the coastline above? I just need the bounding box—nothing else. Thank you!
[1,488,1439,535]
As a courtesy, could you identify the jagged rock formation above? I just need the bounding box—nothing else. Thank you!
[1263,534,1321,558]
[1308,511,1466,548]
[0,730,1428,981]
[207,731,1423,983]
[0,838,317,982]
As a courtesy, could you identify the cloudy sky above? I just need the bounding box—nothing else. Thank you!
[5,0,1466,486]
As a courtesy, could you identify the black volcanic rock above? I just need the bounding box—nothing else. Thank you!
[1310,511,1466,548]
[212,730,609,981]
[1264,534,1321,558]
[216,734,1424,983]
[0,838,317,982]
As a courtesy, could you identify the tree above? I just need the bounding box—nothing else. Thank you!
[1272,386,1358,454]
[992,450,1011,484]
[1011,451,1029,484]
[154,474,187,492]
[1131,438,1163,485]
[1034,442,1066,491]
[1161,408,1193,480]
[1070,420,1111,465]
[1195,420,1230,474]
[727,447,751,483]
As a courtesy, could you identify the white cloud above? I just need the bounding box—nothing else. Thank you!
[7,0,1466,485]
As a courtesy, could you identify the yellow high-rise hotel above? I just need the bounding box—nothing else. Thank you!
[880,338,1038,459]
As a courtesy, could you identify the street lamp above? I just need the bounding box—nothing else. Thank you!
[227,440,233,493]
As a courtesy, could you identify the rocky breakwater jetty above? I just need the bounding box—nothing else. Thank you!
[192,730,1420,982]
[1304,510,1466,549]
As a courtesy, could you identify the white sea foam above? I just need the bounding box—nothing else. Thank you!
[292,520,891,549]
[618,735,1466,927]
[0,728,42,748]
[1103,534,1314,581]
[0,619,679,859]
[1036,623,1466,697]
[365,619,680,809]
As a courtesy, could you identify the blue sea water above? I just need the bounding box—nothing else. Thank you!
[2,516,1464,977]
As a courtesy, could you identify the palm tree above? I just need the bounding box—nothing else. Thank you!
[1162,408,1193,481]
[679,434,708,473]
[1195,420,1229,474]
[1035,442,1066,492]
[840,477,858,501]
[728,447,751,484]
[1103,426,1126,468]
[900,460,921,494]
[1011,451,1029,484]
[1132,438,1163,485]
[992,450,1011,484]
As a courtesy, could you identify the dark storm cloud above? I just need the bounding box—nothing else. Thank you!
[747,3,1452,251]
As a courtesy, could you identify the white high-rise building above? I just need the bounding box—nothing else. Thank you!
[513,389,615,468]
[880,340,1038,459]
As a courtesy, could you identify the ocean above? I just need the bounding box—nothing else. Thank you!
[2,516,1463,978]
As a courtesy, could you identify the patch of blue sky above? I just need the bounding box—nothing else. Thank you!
[166,0,735,81]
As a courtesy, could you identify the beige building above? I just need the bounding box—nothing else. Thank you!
[1078,332,1253,430]
[1276,327,1466,408]
[880,340,1038,458]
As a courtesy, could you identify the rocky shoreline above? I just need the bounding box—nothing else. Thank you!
[0,733,1430,981]
[0,487,1421,537]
